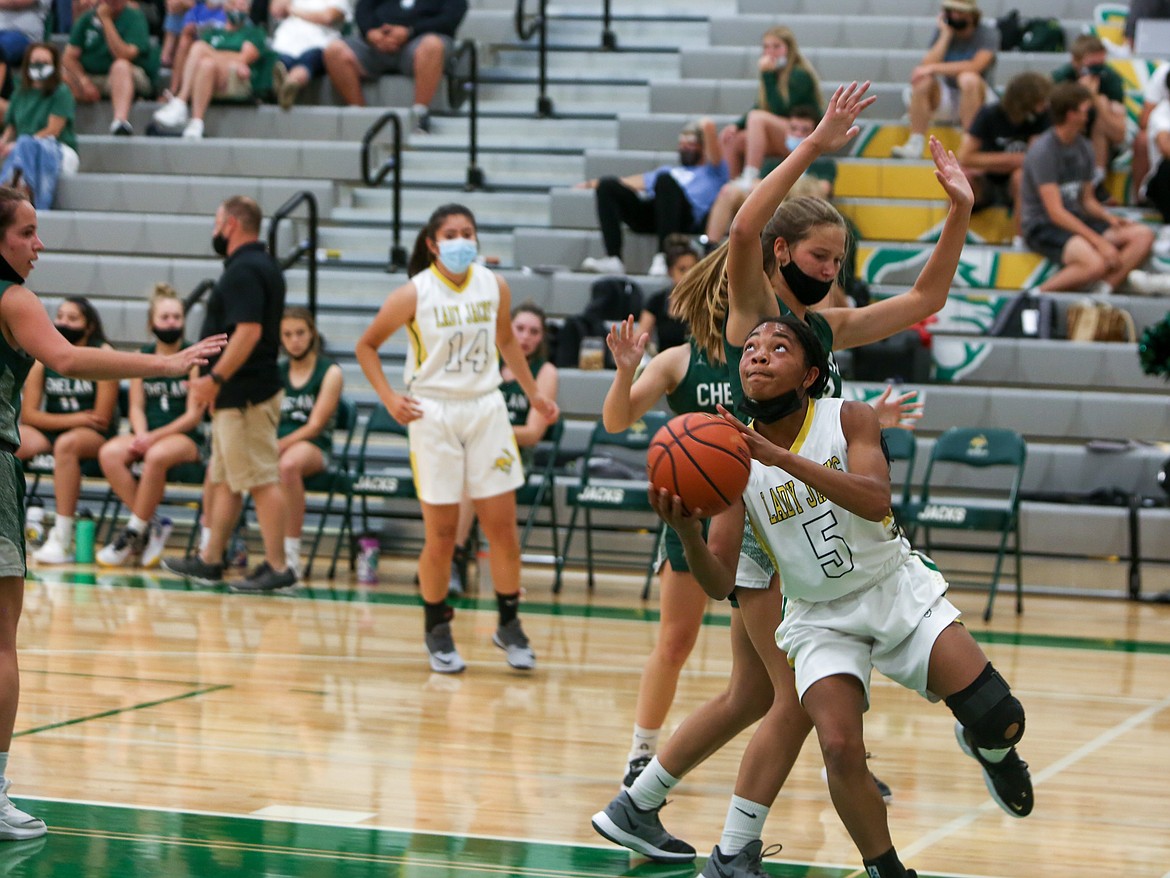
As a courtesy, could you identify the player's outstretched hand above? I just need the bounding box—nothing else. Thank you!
[163,334,227,376]
[648,486,704,537]
[872,386,924,430]
[930,136,974,211]
[808,81,876,154]
[606,315,648,372]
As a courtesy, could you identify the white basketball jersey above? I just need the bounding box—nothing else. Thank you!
[743,398,909,603]
[406,264,503,399]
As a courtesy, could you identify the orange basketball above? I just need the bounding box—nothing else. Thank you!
[647,413,752,516]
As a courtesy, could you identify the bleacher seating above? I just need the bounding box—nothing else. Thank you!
[25,0,1169,595]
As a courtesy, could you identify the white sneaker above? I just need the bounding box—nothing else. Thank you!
[0,781,45,840]
[33,530,72,565]
[1153,226,1170,259]
[580,255,625,274]
[891,139,924,159]
[647,252,668,276]
[141,518,173,569]
[181,118,204,140]
[1126,269,1170,296]
[96,526,145,567]
[152,95,189,129]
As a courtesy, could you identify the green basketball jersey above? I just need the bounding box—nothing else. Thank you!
[665,341,734,415]
[0,281,34,449]
[279,356,337,453]
[140,341,196,433]
[500,354,545,428]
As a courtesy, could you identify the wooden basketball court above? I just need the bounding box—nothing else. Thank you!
[6,559,1170,877]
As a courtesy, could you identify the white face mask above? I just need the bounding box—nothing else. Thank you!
[27,63,53,82]
[785,134,805,153]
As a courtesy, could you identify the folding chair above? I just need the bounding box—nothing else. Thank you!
[517,419,564,566]
[881,427,917,524]
[303,397,359,578]
[554,411,668,594]
[904,428,1027,622]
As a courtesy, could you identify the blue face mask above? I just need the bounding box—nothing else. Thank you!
[437,238,477,274]
[785,134,805,153]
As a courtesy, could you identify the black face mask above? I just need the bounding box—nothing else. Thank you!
[152,326,183,345]
[946,14,972,29]
[287,348,313,362]
[780,258,834,306]
[738,389,804,424]
[55,323,85,344]
[0,253,24,284]
[678,147,703,167]
[212,233,229,256]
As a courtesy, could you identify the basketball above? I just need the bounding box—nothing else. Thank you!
[647,413,752,516]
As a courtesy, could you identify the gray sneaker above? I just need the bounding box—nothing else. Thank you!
[591,790,696,863]
[0,780,45,840]
[425,622,465,674]
[162,554,225,585]
[492,618,535,670]
[230,562,299,594]
[701,841,782,878]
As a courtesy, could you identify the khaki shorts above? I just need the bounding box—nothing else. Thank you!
[91,66,153,97]
[209,392,282,493]
[218,67,252,100]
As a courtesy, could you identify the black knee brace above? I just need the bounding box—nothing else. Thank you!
[945,663,1025,750]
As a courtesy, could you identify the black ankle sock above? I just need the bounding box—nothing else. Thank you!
[863,848,908,878]
[424,600,453,633]
[496,592,519,626]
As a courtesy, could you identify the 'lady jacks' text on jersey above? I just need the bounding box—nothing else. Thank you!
[406,264,502,399]
[743,398,908,603]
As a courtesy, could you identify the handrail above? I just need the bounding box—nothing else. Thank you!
[267,190,319,318]
[448,39,484,190]
[182,278,217,314]
[360,111,408,270]
[515,0,553,116]
[601,0,616,49]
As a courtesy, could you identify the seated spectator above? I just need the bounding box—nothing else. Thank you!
[637,235,698,354]
[1021,82,1163,295]
[18,297,118,565]
[892,0,998,159]
[0,42,80,209]
[720,25,823,185]
[1131,59,1169,203]
[705,105,833,244]
[0,0,48,98]
[578,118,727,277]
[276,306,343,576]
[160,0,195,69]
[166,0,228,96]
[96,284,207,568]
[451,301,558,594]
[1051,35,1128,191]
[322,0,466,132]
[1140,70,1170,222]
[61,0,154,136]
[957,71,1051,234]
[151,0,277,140]
[269,0,348,109]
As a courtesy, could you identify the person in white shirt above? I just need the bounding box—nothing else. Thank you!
[270,0,349,109]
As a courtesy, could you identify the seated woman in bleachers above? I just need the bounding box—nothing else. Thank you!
[0,0,48,98]
[0,42,80,209]
[277,306,343,577]
[635,234,698,355]
[720,26,823,187]
[151,0,277,139]
[96,284,207,568]
[268,0,349,110]
[450,301,559,594]
[18,296,118,564]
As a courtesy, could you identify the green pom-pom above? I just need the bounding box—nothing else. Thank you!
[1138,314,1170,379]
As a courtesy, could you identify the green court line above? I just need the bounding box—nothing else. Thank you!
[0,798,957,878]
[14,684,231,738]
[29,571,1170,658]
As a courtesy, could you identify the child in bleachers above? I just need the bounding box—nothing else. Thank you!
[165,0,228,95]
[276,306,342,577]
[96,284,207,568]
[17,296,118,564]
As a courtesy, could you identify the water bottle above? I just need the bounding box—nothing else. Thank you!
[229,527,249,569]
[75,509,96,564]
[356,534,379,584]
[24,500,45,548]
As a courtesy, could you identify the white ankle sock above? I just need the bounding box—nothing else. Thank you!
[284,537,301,563]
[719,795,769,856]
[628,725,660,762]
[628,756,679,811]
[54,516,74,541]
[902,133,925,151]
[199,527,211,553]
[128,515,149,535]
[740,166,760,183]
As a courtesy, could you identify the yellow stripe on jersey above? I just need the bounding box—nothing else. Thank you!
[406,319,427,369]
[789,398,817,456]
[429,262,475,293]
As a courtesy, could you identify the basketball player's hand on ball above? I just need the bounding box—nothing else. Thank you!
[715,404,785,468]
[648,487,703,536]
[386,393,423,424]
[533,394,559,422]
[606,316,648,372]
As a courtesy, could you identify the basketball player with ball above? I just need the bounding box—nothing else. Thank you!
[650,315,1034,878]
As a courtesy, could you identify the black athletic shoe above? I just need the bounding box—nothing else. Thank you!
[622,754,652,791]
[162,554,224,585]
[230,562,299,594]
[955,721,1033,817]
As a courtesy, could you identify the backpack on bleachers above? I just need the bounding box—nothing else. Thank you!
[996,9,1065,52]
[989,290,1058,339]
[551,276,643,368]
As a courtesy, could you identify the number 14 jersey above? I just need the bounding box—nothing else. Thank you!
[406,264,502,400]
[744,398,909,604]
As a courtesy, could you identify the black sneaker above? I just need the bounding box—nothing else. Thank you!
[954,721,1033,817]
[622,754,652,791]
[230,562,299,594]
[162,554,224,585]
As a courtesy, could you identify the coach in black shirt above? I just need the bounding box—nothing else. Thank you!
[163,195,297,593]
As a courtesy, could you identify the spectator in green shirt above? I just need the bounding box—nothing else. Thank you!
[151,0,276,139]
[0,42,79,209]
[61,0,153,136]
[1051,34,1128,193]
[720,25,823,185]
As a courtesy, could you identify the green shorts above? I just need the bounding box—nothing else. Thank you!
[0,451,26,578]
[654,520,711,574]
